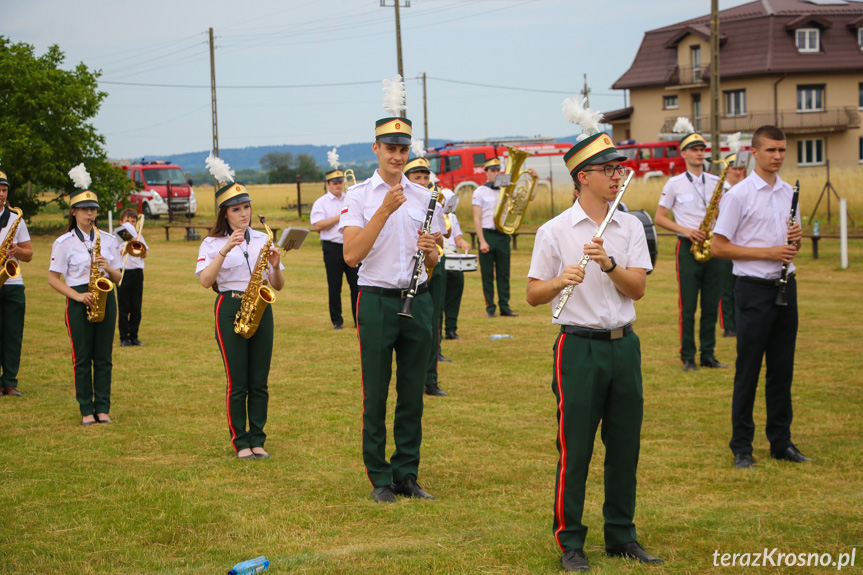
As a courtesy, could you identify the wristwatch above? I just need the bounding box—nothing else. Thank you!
[602,256,617,273]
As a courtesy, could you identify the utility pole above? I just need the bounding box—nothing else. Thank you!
[581,74,590,108]
[381,1,409,118]
[710,0,721,169]
[422,72,429,149]
[209,27,220,212]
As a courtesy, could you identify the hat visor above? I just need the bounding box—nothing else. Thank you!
[220,194,252,208]
[587,150,628,165]
[326,177,345,183]
[71,200,100,209]
[404,166,431,175]
[0,180,9,187]
[376,134,412,146]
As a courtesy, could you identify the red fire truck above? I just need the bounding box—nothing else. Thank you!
[123,160,198,219]
[615,139,748,178]
[426,138,572,196]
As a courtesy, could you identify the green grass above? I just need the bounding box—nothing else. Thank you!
[1,225,862,574]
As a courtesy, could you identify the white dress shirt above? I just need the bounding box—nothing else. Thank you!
[528,199,653,328]
[445,213,464,251]
[195,228,284,292]
[50,227,123,287]
[115,221,148,270]
[0,208,30,286]
[472,184,499,230]
[714,172,799,280]
[658,171,720,231]
[310,191,346,243]
[339,170,441,289]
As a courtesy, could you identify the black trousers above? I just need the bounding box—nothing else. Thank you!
[118,269,143,341]
[322,241,359,326]
[729,276,797,455]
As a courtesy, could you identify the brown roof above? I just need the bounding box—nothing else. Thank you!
[613,0,863,90]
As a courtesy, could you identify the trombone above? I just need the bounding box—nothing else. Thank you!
[119,214,145,286]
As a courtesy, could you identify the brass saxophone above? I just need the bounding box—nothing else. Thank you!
[234,215,277,339]
[86,227,116,323]
[690,160,731,262]
[0,203,24,289]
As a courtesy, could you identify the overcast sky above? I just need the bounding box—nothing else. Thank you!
[6,0,753,160]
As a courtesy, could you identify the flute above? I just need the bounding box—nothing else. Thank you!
[552,171,634,320]
[398,188,440,319]
[775,182,799,307]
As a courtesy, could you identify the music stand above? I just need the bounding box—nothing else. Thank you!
[808,160,854,227]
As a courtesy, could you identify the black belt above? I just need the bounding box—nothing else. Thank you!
[483,228,503,234]
[560,323,633,341]
[737,273,795,287]
[360,283,428,298]
[220,290,245,299]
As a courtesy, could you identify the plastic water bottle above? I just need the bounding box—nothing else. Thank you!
[813,220,820,236]
[228,556,269,575]
[490,334,513,340]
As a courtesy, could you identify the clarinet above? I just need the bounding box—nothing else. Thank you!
[398,187,440,319]
[775,182,799,307]
[552,171,634,320]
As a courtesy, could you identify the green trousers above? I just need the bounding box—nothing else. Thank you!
[0,285,25,388]
[551,330,643,551]
[479,229,511,314]
[357,288,432,487]
[443,270,464,333]
[214,293,273,452]
[66,285,117,416]
[675,238,723,362]
[718,258,736,331]
[426,259,446,386]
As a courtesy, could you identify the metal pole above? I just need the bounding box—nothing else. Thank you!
[548,156,555,218]
[423,72,429,149]
[710,0,721,169]
[839,198,848,268]
[296,174,302,219]
[209,27,220,214]
[394,1,405,118]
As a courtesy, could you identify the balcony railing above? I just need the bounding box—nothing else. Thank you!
[668,65,711,86]
[660,107,861,134]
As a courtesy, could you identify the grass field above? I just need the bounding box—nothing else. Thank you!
[2,208,862,573]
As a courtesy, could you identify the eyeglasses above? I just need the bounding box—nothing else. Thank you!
[582,165,626,178]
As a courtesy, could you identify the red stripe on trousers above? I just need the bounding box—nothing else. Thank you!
[675,240,684,360]
[214,294,239,452]
[553,333,568,551]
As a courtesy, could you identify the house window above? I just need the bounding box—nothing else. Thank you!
[797,85,825,112]
[795,28,820,52]
[859,137,862,163]
[724,90,747,116]
[690,45,702,83]
[859,83,862,109]
[797,139,825,166]
[858,27,863,50]
[663,95,679,110]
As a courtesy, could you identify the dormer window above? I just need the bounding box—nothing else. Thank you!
[796,28,820,52]
[858,27,863,50]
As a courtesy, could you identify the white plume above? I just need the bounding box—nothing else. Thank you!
[561,95,603,135]
[673,116,695,134]
[206,153,235,184]
[725,132,742,154]
[382,74,406,117]
[411,138,426,158]
[429,171,439,184]
[327,148,340,170]
[68,163,91,190]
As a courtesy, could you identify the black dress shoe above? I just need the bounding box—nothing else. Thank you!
[392,475,435,499]
[333,323,343,330]
[3,386,22,396]
[771,445,812,463]
[561,549,590,572]
[121,340,133,347]
[487,311,496,318]
[683,359,698,372]
[425,383,448,396]
[724,328,737,338]
[499,309,518,317]
[132,339,145,346]
[444,330,460,340]
[701,356,727,368]
[606,541,663,564]
[734,453,756,469]
[438,352,452,363]
[370,485,397,503]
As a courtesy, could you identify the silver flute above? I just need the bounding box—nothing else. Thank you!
[552,171,634,320]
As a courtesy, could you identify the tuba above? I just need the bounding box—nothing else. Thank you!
[234,215,277,339]
[86,227,116,323]
[690,159,730,262]
[493,147,538,235]
[0,203,23,289]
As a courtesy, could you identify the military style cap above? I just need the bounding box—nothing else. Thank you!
[725,153,737,165]
[375,117,412,146]
[680,132,707,151]
[483,158,502,170]
[404,157,431,175]
[564,133,627,176]
[0,171,8,187]
[216,182,251,209]
[70,189,100,209]
[325,169,345,182]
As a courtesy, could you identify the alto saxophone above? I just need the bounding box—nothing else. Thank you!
[690,160,731,262]
[234,215,277,339]
[0,203,24,289]
[86,227,116,323]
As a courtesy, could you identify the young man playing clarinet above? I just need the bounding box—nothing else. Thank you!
[527,132,661,572]
[340,76,440,503]
[711,125,810,470]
